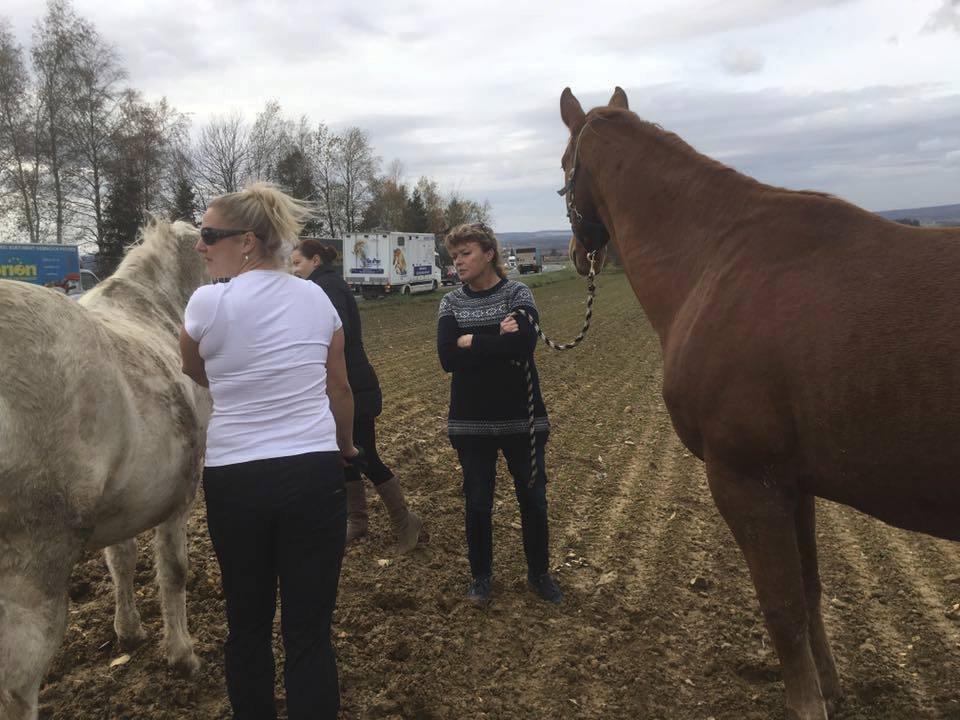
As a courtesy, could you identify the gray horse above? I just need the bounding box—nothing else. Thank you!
[0,219,211,719]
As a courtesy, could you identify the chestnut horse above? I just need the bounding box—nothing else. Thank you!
[559,87,959,720]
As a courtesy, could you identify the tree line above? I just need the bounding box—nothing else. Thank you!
[0,0,490,274]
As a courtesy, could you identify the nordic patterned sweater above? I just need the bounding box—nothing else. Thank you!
[437,278,549,448]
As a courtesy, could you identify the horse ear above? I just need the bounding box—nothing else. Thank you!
[608,86,629,110]
[560,87,586,130]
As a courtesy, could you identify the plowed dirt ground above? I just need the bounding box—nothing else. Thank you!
[40,270,960,719]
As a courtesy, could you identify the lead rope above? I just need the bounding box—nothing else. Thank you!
[511,251,597,487]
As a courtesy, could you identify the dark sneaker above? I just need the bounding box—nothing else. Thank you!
[528,572,564,604]
[466,575,492,606]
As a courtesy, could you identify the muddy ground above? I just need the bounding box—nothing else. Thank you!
[40,271,960,719]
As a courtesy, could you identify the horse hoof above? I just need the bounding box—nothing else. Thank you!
[169,651,201,677]
[117,627,148,651]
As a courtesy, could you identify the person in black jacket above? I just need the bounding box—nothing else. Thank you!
[292,239,422,553]
[437,223,563,606]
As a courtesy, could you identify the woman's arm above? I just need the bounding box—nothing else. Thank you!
[179,326,209,388]
[437,313,484,372]
[466,306,539,359]
[326,328,358,457]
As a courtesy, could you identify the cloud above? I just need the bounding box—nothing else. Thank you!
[460,83,960,225]
[923,0,960,33]
[720,47,766,76]
[597,0,859,50]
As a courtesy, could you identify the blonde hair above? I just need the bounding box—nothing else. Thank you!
[209,182,317,263]
[444,222,508,280]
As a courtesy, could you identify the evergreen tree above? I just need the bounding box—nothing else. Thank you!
[101,163,143,275]
[405,186,429,232]
[276,147,323,235]
[171,176,198,224]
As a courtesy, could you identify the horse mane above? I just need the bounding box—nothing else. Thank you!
[82,218,204,330]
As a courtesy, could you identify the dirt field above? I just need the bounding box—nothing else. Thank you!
[40,270,960,719]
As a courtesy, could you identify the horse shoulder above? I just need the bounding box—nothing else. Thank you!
[662,273,797,469]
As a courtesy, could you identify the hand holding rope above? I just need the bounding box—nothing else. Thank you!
[511,251,597,487]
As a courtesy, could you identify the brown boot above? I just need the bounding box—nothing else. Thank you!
[345,480,368,543]
[374,477,423,554]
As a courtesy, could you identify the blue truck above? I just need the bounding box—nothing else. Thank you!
[0,242,99,297]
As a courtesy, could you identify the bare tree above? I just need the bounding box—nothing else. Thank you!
[192,111,250,197]
[246,99,292,183]
[32,0,84,243]
[335,126,378,233]
[0,20,42,242]
[309,123,342,236]
[61,25,125,245]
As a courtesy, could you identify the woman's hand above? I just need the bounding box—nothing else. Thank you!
[456,334,474,348]
[499,314,519,334]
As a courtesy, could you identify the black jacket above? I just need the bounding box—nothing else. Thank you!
[307,265,382,418]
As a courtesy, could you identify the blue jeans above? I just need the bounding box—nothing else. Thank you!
[203,451,346,720]
[455,437,550,580]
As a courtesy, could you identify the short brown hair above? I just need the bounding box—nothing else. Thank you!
[444,222,507,279]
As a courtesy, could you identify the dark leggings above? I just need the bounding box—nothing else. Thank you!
[204,451,346,720]
[455,437,550,580]
[345,414,394,486]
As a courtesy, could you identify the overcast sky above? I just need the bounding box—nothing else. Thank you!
[5,0,959,231]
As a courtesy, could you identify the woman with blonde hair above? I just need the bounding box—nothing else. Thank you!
[179,182,358,719]
[436,222,563,607]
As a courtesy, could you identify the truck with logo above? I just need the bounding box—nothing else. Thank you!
[343,231,442,298]
[515,246,542,274]
[0,242,99,298]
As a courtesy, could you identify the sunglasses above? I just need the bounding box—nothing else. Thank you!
[200,227,251,246]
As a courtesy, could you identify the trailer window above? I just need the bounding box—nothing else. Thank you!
[397,237,405,245]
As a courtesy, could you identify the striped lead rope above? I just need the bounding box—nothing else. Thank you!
[511,251,597,487]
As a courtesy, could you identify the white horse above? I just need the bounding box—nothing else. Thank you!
[0,219,211,719]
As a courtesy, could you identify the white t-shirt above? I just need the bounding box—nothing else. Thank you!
[184,270,343,466]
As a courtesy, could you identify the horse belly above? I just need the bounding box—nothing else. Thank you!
[804,447,960,541]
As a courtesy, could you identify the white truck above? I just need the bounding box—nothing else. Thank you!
[343,231,442,298]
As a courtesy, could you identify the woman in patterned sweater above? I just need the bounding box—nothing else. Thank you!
[437,223,563,606]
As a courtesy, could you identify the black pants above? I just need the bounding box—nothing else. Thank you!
[455,437,550,580]
[203,451,346,720]
[344,414,394,486]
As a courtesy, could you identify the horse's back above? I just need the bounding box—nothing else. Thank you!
[0,280,206,547]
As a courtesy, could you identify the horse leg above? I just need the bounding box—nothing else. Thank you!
[104,539,148,648]
[795,494,840,713]
[706,458,827,720]
[154,505,199,676]
[0,544,77,720]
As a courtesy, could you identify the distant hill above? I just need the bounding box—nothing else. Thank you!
[501,204,959,250]
[875,203,960,226]
[498,231,571,254]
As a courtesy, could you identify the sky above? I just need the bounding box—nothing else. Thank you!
[5,0,960,231]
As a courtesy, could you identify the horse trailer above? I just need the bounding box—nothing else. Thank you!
[343,231,442,298]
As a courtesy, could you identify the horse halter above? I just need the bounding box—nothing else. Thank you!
[557,119,610,253]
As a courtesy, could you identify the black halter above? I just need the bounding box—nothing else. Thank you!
[557,120,610,253]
